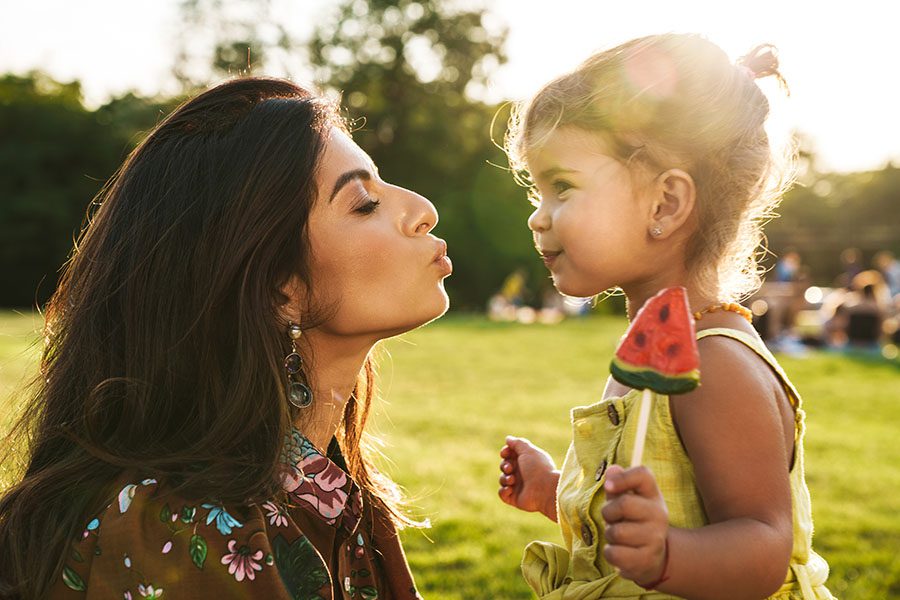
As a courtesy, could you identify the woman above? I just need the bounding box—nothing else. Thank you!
[0,77,451,599]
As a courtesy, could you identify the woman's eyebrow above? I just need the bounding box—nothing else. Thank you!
[330,169,372,202]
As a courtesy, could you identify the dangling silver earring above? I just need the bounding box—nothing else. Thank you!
[285,321,313,408]
[650,225,663,237]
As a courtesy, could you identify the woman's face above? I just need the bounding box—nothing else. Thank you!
[304,128,451,338]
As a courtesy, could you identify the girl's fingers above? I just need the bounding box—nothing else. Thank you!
[603,541,640,566]
[604,465,661,499]
[500,460,514,474]
[602,543,654,580]
[603,521,652,547]
[500,445,512,459]
[505,436,534,455]
[601,492,657,524]
[499,474,516,486]
[603,540,667,584]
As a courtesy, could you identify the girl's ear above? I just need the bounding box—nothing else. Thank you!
[647,168,696,240]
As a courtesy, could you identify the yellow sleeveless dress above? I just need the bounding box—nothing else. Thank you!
[521,327,835,599]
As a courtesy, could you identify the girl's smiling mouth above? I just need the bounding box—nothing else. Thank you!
[540,249,562,268]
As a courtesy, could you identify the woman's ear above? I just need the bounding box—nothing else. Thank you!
[278,275,306,325]
[647,168,696,240]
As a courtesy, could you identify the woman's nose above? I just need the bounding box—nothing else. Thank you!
[406,190,439,236]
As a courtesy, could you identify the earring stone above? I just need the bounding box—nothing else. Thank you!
[285,321,313,409]
[289,381,313,408]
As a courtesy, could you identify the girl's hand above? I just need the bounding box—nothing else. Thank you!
[498,436,560,522]
[601,465,670,587]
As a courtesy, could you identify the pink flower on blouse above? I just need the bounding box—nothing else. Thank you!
[220,539,264,582]
[262,501,288,528]
[282,454,349,524]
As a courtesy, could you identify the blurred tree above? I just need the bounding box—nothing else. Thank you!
[766,161,900,287]
[0,72,177,307]
[309,0,542,309]
[172,0,297,90]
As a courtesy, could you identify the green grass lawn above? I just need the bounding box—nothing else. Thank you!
[2,311,898,598]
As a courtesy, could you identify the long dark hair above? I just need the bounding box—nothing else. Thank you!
[0,77,411,599]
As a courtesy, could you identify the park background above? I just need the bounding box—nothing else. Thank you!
[1,0,899,597]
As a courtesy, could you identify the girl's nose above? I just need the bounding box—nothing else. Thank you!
[528,204,551,233]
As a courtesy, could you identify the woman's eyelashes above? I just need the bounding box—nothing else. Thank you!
[352,194,381,215]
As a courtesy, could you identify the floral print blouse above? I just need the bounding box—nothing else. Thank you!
[48,430,422,600]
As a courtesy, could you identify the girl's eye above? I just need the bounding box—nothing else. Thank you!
[552,180,573,195]
[354,196,381,215]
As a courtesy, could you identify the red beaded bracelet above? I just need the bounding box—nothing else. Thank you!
[637,537,670,590]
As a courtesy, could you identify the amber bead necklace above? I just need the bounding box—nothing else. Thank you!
[693,301,754,323]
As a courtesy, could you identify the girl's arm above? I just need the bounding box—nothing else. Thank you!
[602,336,794,600]
[498,436,560,522]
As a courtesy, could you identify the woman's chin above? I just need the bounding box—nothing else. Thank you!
[420,288,450,324]
[383,291,449,337]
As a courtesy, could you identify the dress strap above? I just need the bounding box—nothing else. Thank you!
[696,327,803,410]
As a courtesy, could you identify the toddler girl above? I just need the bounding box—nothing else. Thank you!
[498,34,835,599]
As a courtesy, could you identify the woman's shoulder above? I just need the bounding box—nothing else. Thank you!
[49,474,329,599]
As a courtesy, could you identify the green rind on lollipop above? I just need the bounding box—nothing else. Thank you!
[610,357,700,395]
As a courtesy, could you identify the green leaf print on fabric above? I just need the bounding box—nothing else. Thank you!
[180,506,197,524]
[357,585,378,600]
[189,534,208,569]
[62,565,86,592]
[348,584,378,600]
[271,535,328,600]
[159,503,171,523]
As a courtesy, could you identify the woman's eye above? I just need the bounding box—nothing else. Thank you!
[354,197,381,215]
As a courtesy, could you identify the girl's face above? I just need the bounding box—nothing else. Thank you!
[305,128,451,338]
[526,127,656,297]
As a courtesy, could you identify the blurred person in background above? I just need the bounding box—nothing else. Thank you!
[835,247,864,288]
[823,270,888,351]
[873,250,900,299]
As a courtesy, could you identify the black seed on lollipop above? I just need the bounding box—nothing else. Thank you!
[659,304,670,323]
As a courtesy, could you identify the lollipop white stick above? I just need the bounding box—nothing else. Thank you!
[630,389,653,467]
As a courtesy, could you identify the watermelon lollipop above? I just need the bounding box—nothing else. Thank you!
[610,287,700,466]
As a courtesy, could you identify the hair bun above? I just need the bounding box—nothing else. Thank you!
[737,44,789,95]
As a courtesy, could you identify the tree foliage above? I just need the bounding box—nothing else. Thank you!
[767,165,900,285]
[0,73,178,306]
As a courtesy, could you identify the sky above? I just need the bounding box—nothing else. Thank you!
[3,0,898,173]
